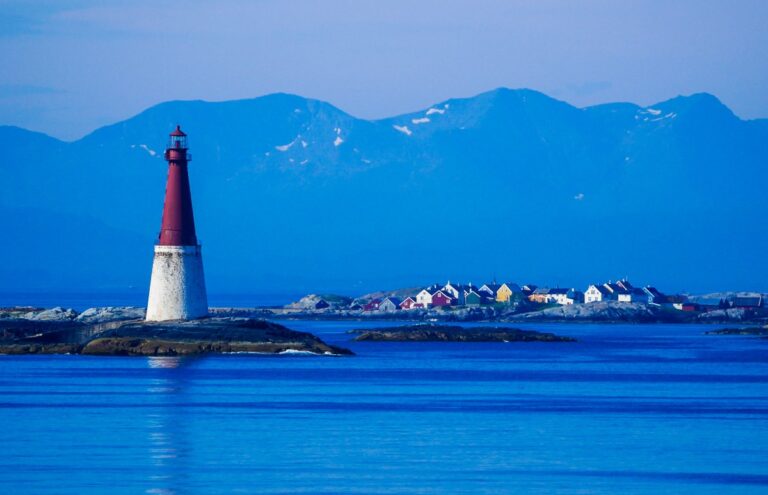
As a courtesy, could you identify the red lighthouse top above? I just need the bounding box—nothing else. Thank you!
[157,125,198,246]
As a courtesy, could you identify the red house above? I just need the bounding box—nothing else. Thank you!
[363,299,382,312]
[399,297,417,310]
[431,290,455,307]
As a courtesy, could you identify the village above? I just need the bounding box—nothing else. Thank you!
[305,279,765,314]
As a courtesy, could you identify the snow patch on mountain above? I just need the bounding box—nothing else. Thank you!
[131,144,157,156]
[393,125,412,136]
[412,117,430,125]
[276,137,299,152]
[426,107,445,116]
[334,136,344,147]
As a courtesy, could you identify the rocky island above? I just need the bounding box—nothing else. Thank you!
[705,326,768,338]
[0,307,352,356]
[350,324,575,342]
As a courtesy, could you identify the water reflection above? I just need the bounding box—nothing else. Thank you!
[144,356,196,495]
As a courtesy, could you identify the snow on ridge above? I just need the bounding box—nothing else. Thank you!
[644,108,662,116]
[276,136,299,152]
[393,124,412,136]
[131,144,157,156]
[412,117,430,125]
[426,107,445,116]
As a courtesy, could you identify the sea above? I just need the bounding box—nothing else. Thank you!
[1,294,767,494]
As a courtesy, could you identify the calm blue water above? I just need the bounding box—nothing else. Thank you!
[1,321,767,494]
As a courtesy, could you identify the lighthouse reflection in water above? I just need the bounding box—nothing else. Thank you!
[145,357,189,495]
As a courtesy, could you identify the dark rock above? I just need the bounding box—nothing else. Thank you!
[705,326,768,338]
[0,316,353,356]
[351,324,575,342]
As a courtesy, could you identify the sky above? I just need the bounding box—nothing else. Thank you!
[1,0,767,140]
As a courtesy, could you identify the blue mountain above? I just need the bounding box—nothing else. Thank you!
[1,88,766,295]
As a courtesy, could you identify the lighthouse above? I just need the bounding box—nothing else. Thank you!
[145,126,208,321]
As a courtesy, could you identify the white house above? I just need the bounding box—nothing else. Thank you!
[585,284,610,303]
[416,287,438,308]
[378,297,402,312]
[617,292,632,303]
[547,288,571,305]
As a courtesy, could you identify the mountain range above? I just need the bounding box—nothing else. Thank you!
[1,88,766,296]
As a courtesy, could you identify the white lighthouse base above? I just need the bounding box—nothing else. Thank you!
[146,245,209,321]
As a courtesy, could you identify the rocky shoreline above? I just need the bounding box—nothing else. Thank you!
[705,326,768,338]
[212,300,768,325]
[0,308,352,356]
[350,324,576,342]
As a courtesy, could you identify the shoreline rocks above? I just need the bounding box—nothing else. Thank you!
[705,326,768,338]
[0,316,352,356]
[350,324,576,343]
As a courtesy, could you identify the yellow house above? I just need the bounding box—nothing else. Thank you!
[495,283,521,303]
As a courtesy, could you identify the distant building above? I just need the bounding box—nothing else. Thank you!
[465,289,491,306]
[616,279,634,291]
[363,299,382,312]
[442,282,467,305]
[431,290,455,307]
[603,282,629,301]
[529,288,551,304]
[478,283,501,300]
[399,297,417,310]
[547,288,571,305]
[565,289,583,305]
[378,297,402,312]
[642,287,667,305]
[521,285,538,298]
[496,283,523,303]
[416,285,441,308]
[585,284,611,303]
[681,302,698,312]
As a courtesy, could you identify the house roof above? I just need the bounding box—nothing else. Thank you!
[643,286,664,297]
[548,288,570,295]
[604,283,629,294]
[382,296,402,306]
[589,285,612,295]
[480,283,501,293]
[433,290,454,299]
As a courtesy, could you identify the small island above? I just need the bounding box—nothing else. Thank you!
[705,326,768,338]
[350,324,575,342]
[0,307,352,356]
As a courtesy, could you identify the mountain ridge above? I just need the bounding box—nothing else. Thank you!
[1,88,766,294]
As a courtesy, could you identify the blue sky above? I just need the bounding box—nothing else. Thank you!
[1,0,767,140]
